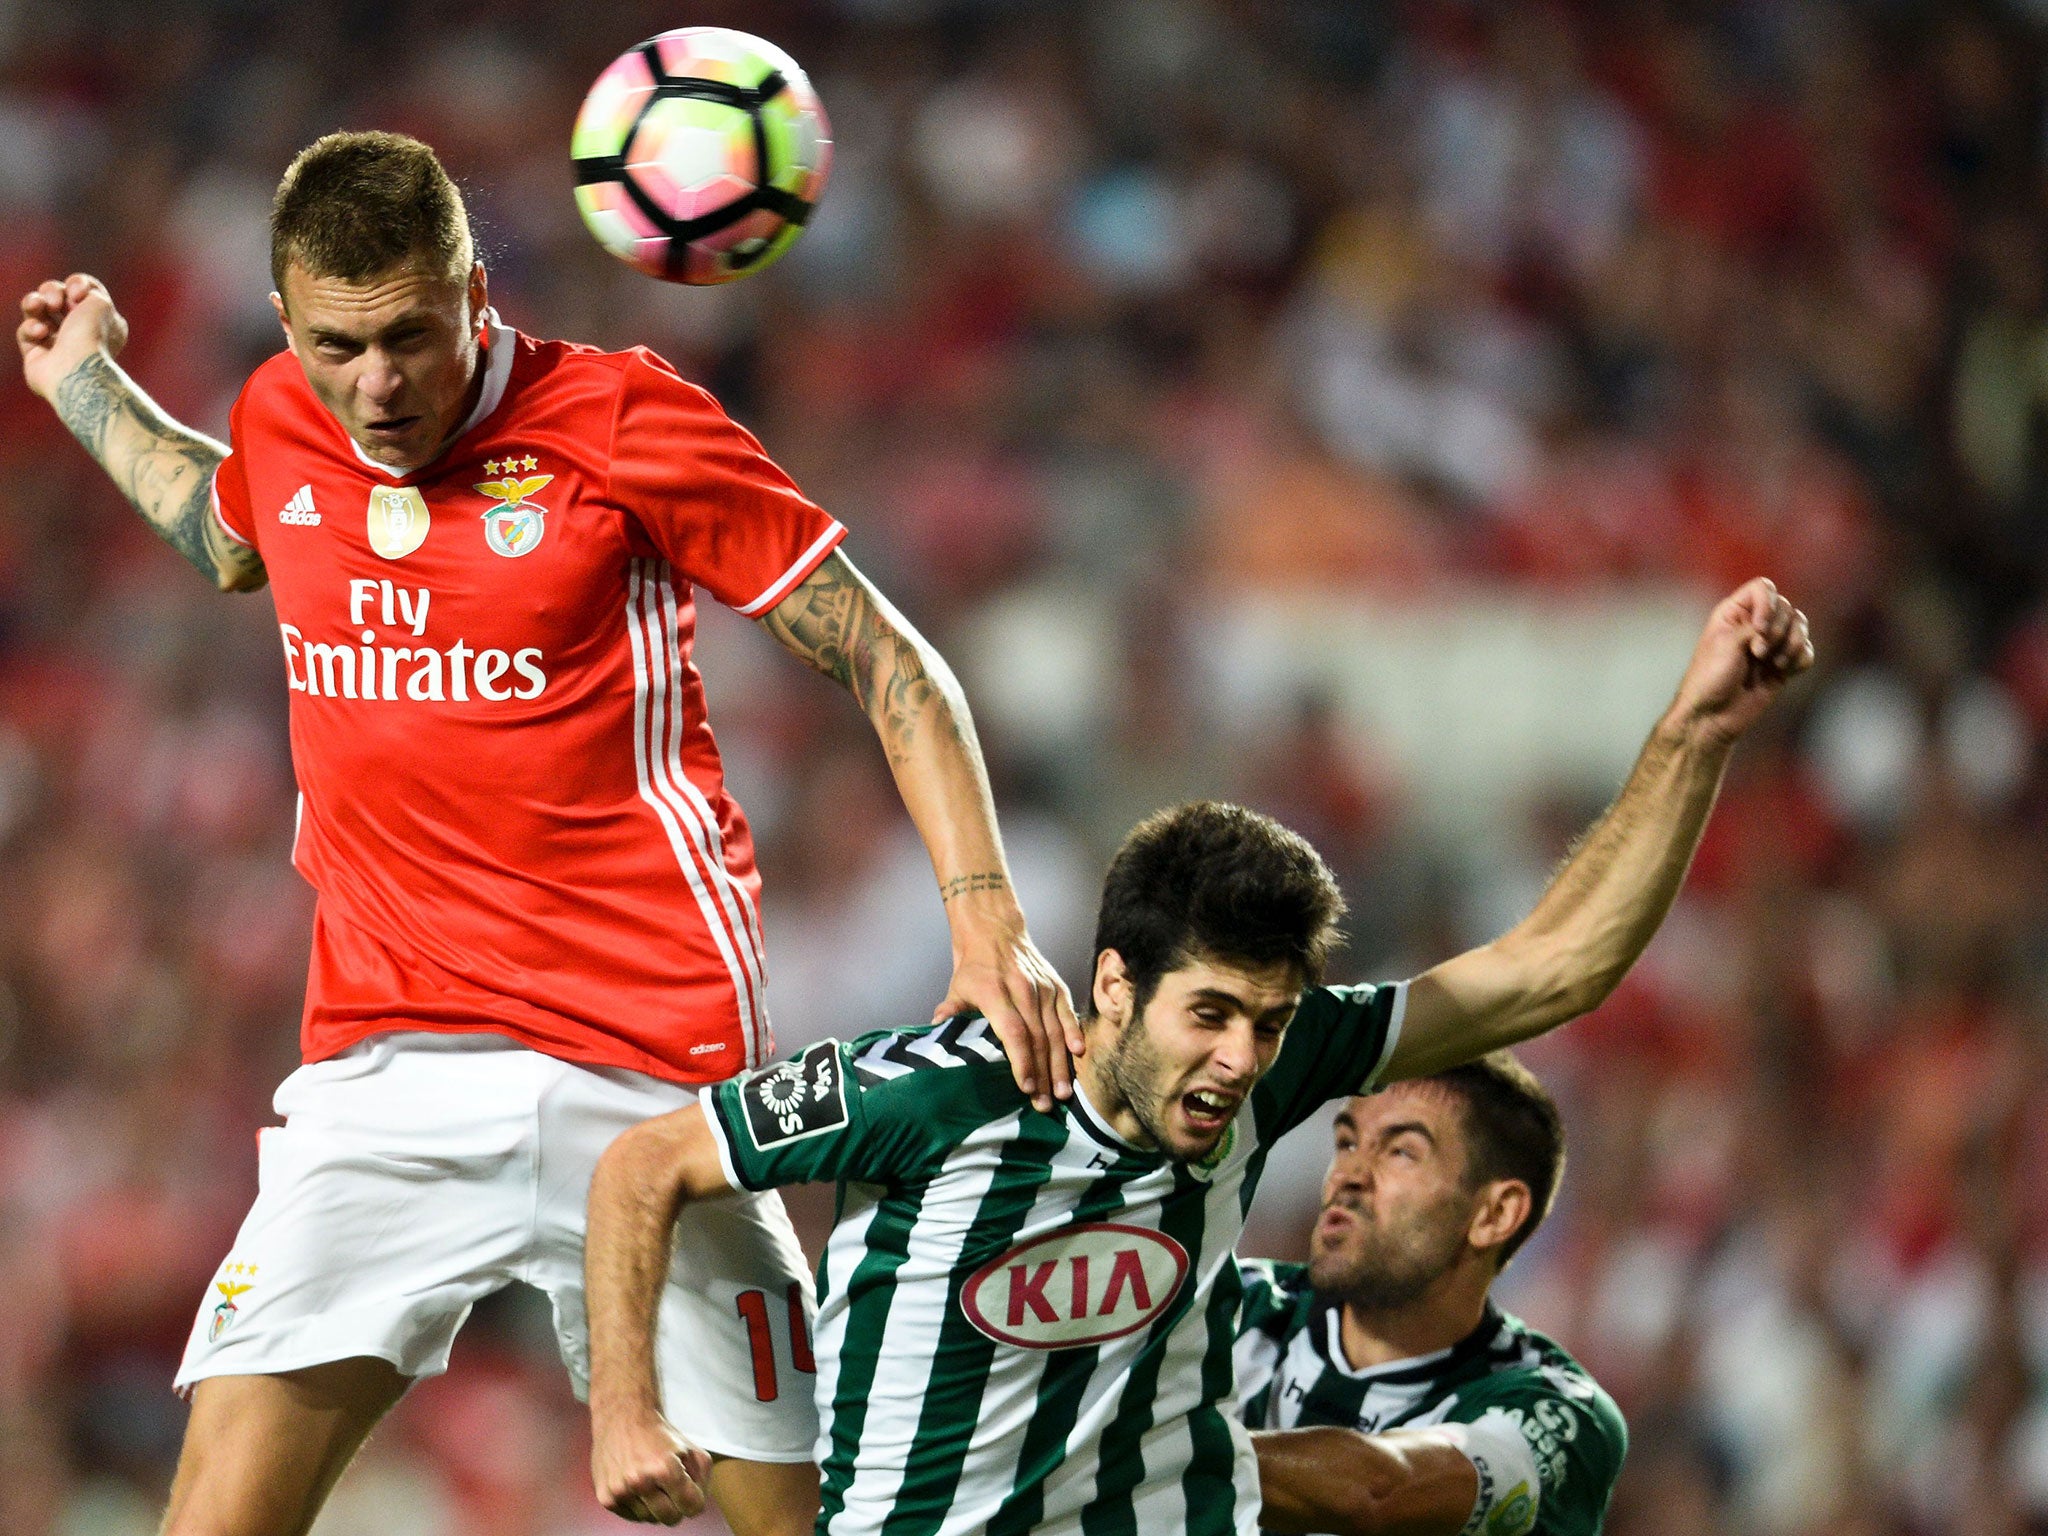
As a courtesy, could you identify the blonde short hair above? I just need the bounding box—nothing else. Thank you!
[271,130,473,296]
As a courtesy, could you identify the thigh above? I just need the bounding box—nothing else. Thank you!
[177,1039,539,1390]
[162,1358,409,1536]
[707,1454,820,1536]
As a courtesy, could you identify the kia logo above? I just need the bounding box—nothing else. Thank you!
[960,1223,1190,1350]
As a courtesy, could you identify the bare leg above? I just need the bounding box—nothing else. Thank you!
[160,1358,410,1536]
[705,1457,820,1536]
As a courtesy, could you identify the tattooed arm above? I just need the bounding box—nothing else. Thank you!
[19,274,265,592]
[761,551,1081,1106]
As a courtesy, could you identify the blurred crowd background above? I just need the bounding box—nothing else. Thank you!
[0,0,2043,1533]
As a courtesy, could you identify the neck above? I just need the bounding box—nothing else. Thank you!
[1335,1267,1494,1371]
[1075,1023,1151,1147]
[444,329,490,439]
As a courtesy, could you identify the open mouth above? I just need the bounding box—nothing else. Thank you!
[363,415,421,439]
[1315,1205,1360,1241]
[1181,1088,1238,1132]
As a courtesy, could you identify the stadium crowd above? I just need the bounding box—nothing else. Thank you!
[0,1,2043,1533]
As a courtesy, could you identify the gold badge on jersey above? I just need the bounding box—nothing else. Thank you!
[366,485,430,560]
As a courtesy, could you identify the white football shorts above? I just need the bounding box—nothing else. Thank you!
[174,1030,818,1463]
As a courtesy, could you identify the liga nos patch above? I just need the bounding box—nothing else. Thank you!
[742,1041,848,1148]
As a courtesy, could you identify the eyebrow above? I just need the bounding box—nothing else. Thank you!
[1186,987,1295,1023]
[305,316,433,346]
[1378,1121,1437,1146]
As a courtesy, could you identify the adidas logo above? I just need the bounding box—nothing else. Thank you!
[278,485,320,526]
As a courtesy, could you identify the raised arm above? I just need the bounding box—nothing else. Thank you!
[1254,1427,1481,1536]
[760,551,1080,1107]
[1386,578,1812,1081]
[584,1105,731,1523]
[18,274,265,593]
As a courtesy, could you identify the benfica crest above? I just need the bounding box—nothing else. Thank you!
[208,1263,257,1342]
[474,469,552,558]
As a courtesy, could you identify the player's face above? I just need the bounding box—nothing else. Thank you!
[274,258,488,471]
[1309,1085,1476,1308]
[1097,953,1300,1163]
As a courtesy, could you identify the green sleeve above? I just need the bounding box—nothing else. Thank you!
[1253,982,1407,1139]
[1235,1258,1313,1342]
[1447,1370,1628,1536]
[1232,1259,1313,1428]
[705,1034,1014,1190]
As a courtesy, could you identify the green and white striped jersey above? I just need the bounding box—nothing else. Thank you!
[1234,1261,1626,1536]
[700,982,1405,1536]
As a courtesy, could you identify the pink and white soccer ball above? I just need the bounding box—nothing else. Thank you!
[572,27,832,285]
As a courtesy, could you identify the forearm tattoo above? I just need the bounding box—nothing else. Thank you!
[54,353,247,586]
[763,557,954,767]
[939,872,1009,904]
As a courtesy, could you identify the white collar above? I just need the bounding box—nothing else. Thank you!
[1069,1075,1152,1154]
[347,308,516,480]
[1320,1305,1457,1380]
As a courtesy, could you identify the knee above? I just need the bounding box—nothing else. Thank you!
[708,1459,820,1536]
[739,1508,815,1536]
[160,1457,316,1536]
[159,1488,284,1536]
[162,1362,405,1536]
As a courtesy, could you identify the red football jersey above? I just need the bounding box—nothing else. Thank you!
[211,317,844,1082]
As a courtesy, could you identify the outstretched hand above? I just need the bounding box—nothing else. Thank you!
[936,920,1082,1113]
[1668,577,1814,746]
[18,273,127,402]
[591,1410,714,1525]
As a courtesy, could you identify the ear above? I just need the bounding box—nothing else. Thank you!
[1092,949,1132,1028]
[468,261,489,337]
[1467,1179,1532,1263]
[270,289,292,344]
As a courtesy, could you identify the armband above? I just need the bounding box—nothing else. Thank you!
[1437,1412,1541,1536]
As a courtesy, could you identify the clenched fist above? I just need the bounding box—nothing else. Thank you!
[1667,577,1814,746]
[18,273,128,402]
[592,1409,714,1524]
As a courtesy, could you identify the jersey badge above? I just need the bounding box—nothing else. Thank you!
[207,1261,258,1342]
[740,1041,847,1149]
[1486,1484,1535,1536]
[367,486,431,560]
[1188,1119,1237,1181]
[474,468,553,558]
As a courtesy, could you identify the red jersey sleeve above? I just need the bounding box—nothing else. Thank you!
[210,389,258,550]
[608,350,845,615]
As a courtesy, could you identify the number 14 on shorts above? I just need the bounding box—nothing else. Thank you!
[737,1282,815,1402]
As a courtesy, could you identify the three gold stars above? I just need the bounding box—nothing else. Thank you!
[484,455,540,474]
[215,1260,259,1301]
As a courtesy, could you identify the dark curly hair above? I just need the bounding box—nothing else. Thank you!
[1093,801,1347,1012]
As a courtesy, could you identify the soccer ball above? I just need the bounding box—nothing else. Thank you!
[571,28,832,285]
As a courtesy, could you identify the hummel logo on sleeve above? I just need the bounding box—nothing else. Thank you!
[278,485,321,525]
[741,1041,848,1149]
